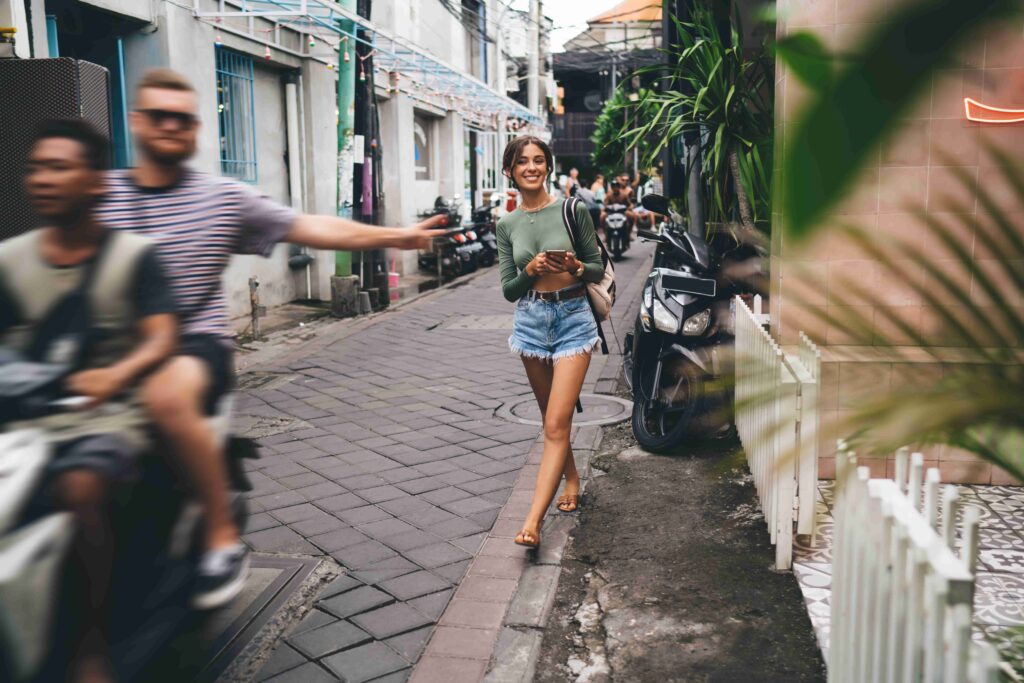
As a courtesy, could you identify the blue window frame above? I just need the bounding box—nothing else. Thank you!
[215,46,258,182]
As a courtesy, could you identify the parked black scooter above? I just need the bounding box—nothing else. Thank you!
[623,193,733,451]
[418,196,465,280]
[470,195,500,268]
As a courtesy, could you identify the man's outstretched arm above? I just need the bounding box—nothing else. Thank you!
[284,213,448,252]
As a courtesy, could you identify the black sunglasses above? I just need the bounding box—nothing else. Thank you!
[136,108,198,128]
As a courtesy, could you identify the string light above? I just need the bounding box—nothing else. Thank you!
[264,44,272,59]
[308,35,316,48]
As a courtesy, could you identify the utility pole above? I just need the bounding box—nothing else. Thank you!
[335,0,357,278]
[527,0,540,116]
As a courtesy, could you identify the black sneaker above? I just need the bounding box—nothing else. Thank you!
[191,543,250,610]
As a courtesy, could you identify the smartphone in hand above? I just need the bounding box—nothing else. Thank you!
[544,249,567,259]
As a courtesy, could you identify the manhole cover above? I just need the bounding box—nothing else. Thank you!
[236,372,296,392]
[495,393,633,427]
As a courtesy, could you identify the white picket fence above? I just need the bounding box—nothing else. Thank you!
[829,443,1011,682]
[734,296,821,569]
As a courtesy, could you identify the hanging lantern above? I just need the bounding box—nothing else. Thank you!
[215,33,222,46]
[343,50,350,63]
[359,67,366,82]
[264,45,272,59]
[327,63,334,70]
[308,35,316,49]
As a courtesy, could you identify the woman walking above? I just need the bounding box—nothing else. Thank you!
[496,136,605,547]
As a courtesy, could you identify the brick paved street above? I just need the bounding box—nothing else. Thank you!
[238,244,654,682]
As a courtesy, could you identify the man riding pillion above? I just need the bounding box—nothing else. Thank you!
[0,120,178,683]
[98,68,447,609]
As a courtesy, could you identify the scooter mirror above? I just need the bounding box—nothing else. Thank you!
[641,193,670,216]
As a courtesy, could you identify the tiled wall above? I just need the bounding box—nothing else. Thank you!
[771,0,1024,348]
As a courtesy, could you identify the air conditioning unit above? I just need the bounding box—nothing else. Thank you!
[0,58,111,241]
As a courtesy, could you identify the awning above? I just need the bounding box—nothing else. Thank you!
[192,0,545,132]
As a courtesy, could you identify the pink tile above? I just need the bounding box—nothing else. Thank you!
[440,599,509,630]
[881,120,931,166]
[992,465,1024,486]
[410,655,487,683]
[878,166,928,214]
[426,626,499,660]
[938,460,991,484]
[454,575,518,603]
[469,554,528,580]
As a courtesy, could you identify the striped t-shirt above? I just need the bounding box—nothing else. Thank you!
[96,169,296,340]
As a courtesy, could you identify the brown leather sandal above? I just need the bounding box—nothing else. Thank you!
[556,494,579,513]
[514,529,541,548]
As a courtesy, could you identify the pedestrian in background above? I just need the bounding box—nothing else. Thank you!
[496,136,605,547]
[563,167,580,198]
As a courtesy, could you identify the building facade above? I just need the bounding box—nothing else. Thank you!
[1,0,540,327]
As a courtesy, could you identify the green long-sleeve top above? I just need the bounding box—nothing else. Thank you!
[496,198,605,302]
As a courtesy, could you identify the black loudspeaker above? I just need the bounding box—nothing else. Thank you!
[0,58,111,241]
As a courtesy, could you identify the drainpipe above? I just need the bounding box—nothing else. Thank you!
[285,76,313,295]
[335,0,358,278]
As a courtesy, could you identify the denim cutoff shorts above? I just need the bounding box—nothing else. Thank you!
[509,289,601,362]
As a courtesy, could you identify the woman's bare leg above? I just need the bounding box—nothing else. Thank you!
[520,354,591,541]
[521,359,581,509]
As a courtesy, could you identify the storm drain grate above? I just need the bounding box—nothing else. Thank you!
[496,393,633,427]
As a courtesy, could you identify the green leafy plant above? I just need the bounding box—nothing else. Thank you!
[590,88,656,179]
[620,3,773,229]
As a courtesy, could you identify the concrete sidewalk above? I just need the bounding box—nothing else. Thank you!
[230,243,654,682]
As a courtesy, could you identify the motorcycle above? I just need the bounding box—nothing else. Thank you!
[469,195,501,268]
[603,201,632,260]
[623,193,735,451]
[418,196,466,280]
[0,357,254,682]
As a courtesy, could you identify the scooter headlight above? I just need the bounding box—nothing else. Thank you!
[682,308,711,336]
[640,287,654,329]
[652,299,679,334]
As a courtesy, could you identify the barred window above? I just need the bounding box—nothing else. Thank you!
[215,47,258,182]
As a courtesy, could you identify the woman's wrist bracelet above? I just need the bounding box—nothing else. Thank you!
[574,264,585,278]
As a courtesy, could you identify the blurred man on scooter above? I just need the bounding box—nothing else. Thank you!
[97,68,447,609]
[0,119,177,683]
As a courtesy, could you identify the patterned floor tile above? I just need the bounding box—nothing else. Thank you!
[974,572,1024,626]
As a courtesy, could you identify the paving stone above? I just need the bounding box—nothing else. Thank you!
[401,506,459,530]
[322,641,409,682]
[290,608,337,637]
[319,585,393,619]
[457,476,512,495]
[256,643,305,681]
[431,559,471,584]
[357,517,419,538]
[404,542,473,570]
[350,556,422,584]
[243,526,320,554]
[330,537,397,567]
[440,496,501,516]
[407,589,453,621]
[337,505,393,525]
[296,481,348,501]
[261,461,311,479]
[270,503,325,524]
[341,474,389,490]
[351,601,434,641]
[433,470,483,486]
[309,527,370,552]
[456,575,518,603]
[426,518,485,541]
[278,472,328,490]
[288,620,371,659]
[311,490,365,513]
[412,461,458,476]
[379,571,452,601]
[320,574,363,599]
[245,512,282,534]
[371,669,411,683]
[451,532,487,555]
[265,662,339,683]
[359,485,408,503]
[384,626,433,663]
[466,508,501,529]
[395,477,446,495]
[439,598,508,630]
[420,487,473,506]
[378,496,435,517]
[409,655,486,683]
[251,490,307,511]
[427,626,499,660]
[291,515,344,536]
[380,530,445,553]
[378,467,424,484]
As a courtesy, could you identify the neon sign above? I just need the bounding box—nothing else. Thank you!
[964,97,1024,124]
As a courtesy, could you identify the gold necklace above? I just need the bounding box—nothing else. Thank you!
[522,195,555,223]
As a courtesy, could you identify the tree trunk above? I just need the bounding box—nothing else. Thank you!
[729,148,755,231]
